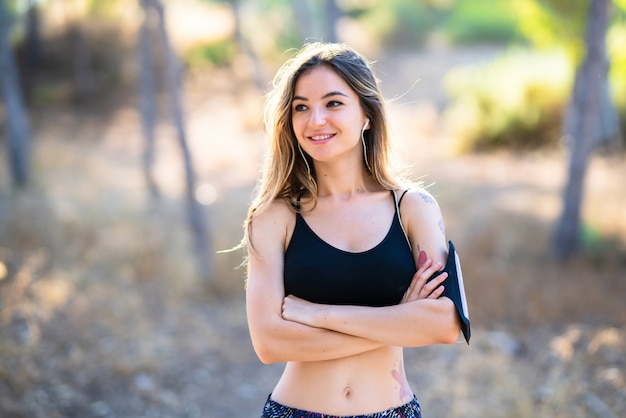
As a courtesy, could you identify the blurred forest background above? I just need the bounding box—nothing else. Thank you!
[1,0,626,417]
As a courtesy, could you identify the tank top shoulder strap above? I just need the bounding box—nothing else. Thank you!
[390,189,410,213]
[398,189,410,205]
[391,189,412,250]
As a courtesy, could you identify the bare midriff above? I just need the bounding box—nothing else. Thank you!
[270,346,413,416]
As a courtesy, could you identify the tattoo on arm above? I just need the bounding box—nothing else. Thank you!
[418,248,427,268]
[418,191,435,205]
[438,218,445,236]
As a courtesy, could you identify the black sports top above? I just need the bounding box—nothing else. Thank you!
[283,191,416,307]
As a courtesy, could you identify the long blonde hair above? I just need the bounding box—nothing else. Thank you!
[243,42,410,251]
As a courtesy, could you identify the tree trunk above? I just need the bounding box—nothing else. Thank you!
[292,0,318,41]
[554,0,610,259]
[138,2,160,198]
[148,0,214,283]
[68,22,95,101]
[0,1,31,188]
[292,0,341,43]
[25,0,43,67]
[231,0,267,90]
[596,79,623,150]
[323,0,341,43]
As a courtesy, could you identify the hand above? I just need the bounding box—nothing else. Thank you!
[282,295,322,327]
[401,254,447,304]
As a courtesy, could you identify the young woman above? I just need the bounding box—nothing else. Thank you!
[243,42,461,418]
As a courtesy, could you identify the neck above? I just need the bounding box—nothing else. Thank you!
[313,159,378,197]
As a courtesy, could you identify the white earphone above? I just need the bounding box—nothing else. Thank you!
[361,118,372,172]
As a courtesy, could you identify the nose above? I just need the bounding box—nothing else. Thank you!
[309,106,327,127]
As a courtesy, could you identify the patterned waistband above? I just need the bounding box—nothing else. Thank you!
[261,395,422,418]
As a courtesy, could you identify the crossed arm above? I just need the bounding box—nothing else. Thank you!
[280,263,459,348]
[245,190,461,365]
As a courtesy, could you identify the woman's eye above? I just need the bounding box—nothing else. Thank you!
[327,101,343,108]
[293,104,308,112]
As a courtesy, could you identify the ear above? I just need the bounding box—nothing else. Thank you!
[363,118,370,130]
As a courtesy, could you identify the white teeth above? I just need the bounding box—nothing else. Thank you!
[310,134,333,141]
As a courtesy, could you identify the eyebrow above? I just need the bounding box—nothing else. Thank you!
[292,91,350,102]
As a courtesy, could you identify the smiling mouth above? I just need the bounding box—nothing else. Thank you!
[309,134,335,141]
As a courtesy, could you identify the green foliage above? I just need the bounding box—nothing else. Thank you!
[3,0,17,16]
[442,49,573,152]
[274,18,306,56]
[232,0,303,65]
[511,0,626,80]
[359,0,444,47]
[513,0,589,62]
[442,2,626,153]
[354,0,522,47]
[85,0,127,17]
[184,38,236,68]
[441,0,522,44]
[581,223,625,260]
[512,0,626,146]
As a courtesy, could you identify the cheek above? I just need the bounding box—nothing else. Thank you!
[291,115,306,136]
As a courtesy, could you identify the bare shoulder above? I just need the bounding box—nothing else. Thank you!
[251,198,295,225]
[398,187,442,218]
[398,187,447,261]
[249,199,295,258]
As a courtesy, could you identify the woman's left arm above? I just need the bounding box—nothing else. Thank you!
[281,188,461,347]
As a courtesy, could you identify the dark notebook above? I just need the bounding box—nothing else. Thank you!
[429,241,471,344]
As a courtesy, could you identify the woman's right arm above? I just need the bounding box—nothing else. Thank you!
[246,201,384,364]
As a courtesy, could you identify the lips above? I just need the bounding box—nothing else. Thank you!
[308,133,335,142]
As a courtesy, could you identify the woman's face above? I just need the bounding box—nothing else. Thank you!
[291,65,368,169]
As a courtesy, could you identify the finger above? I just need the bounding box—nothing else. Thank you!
[404,258,448,302]
[404,280,420,302]
[405,273,421,299]
[419,271,447,298]
[416,258,433,275]
[402,279,417,303]
[405,259,433,297]
[411,262,437,294]
[419,261,443,283]
[428,285,445,299]
[427,271,447,287]
[282,295,293,313]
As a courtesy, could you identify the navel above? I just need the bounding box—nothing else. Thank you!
[343,385,352,398]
